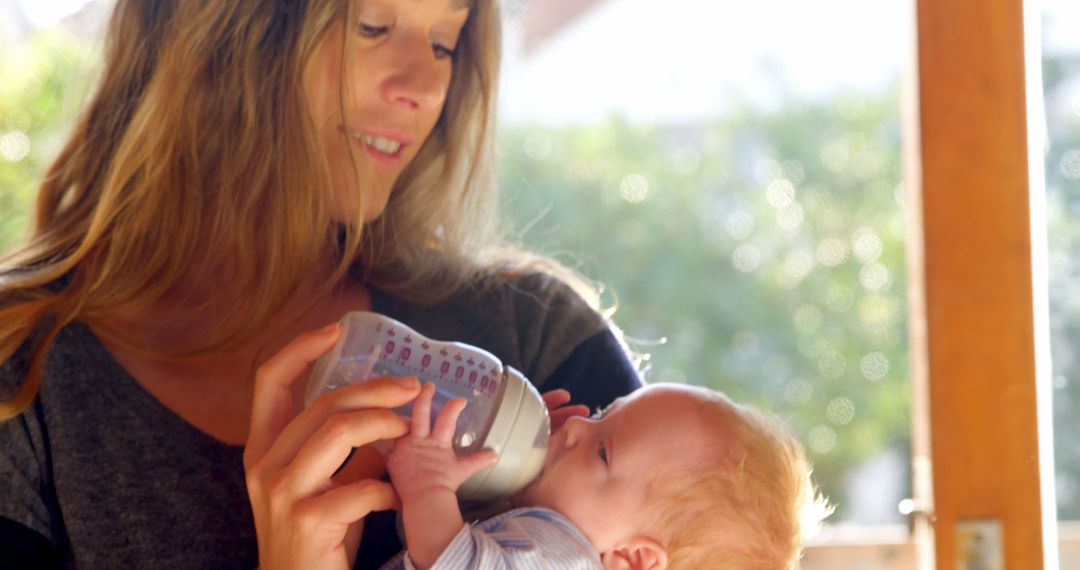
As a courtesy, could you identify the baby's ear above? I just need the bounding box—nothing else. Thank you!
[600,536,668,570]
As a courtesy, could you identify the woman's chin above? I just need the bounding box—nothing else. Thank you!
[328,185,391,225]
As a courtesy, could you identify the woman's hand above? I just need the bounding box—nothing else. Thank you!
[542,389,589,432]
[243,323,422,570]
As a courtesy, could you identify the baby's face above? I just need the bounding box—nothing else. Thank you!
[514,384,718,553]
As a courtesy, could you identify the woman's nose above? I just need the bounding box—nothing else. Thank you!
[381,42,446,111]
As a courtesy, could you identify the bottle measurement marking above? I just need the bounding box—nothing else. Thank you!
[362,338,500,394]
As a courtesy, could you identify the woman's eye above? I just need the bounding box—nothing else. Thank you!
[357,23,389,38]
[433,42,456,60]
[598,441,608,464]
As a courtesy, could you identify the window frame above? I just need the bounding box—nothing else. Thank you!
[907,0,1057,567]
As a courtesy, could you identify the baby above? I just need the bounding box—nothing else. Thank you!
[382,382,832,570]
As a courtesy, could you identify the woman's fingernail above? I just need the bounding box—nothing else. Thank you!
[397,376,419,389]
[319,323,339,334]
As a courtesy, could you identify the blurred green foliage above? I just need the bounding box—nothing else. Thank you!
[499,94,910,520]
[3,24,1080,524]
[1044,54,1080,520]
[0,30,99,251]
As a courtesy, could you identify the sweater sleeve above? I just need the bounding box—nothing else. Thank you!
[496,273,643,410]
[540,328,643,413]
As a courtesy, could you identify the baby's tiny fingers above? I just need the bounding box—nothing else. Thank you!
[432,398,466,442]
[410,382,436,438]
[458,449,499,479]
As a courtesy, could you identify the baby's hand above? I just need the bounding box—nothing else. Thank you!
[385,383,498,505]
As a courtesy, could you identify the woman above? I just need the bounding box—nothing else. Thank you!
[0,0,641,568]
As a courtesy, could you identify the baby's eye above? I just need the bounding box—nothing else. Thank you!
[357,22,389,38]
[598,441,608,464]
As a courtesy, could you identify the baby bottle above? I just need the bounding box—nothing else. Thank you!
[304,312,550,505]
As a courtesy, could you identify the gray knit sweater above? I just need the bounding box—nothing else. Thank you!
[0,273,641,569]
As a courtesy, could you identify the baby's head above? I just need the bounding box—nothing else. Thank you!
[513,383,831,570]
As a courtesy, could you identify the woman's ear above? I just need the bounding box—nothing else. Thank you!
[600,536,668,570]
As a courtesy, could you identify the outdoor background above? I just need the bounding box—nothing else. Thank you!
[1,0,1077,546]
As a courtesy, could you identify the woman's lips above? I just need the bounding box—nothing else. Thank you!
[338,125,410,167]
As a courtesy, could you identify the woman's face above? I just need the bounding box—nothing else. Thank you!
[305,0,470,222]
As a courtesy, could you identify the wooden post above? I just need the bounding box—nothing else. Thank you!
[911,0,1054,567]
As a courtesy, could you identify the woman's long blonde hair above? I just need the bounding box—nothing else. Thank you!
[0,0,587,420]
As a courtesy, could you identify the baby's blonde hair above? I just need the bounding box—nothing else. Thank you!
[647,388,832,569]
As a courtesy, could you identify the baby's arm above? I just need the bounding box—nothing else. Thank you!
[385,383,498,570]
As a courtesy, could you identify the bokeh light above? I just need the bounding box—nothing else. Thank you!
[766,178,796,209]
[859,261,891,290]
[619,173,650,203]
[1060,149,1080,180]
[785,378,814,407]
[782,160,807,185]
[778,249,814,288]
[852,227,884,262]
[725,209,755,240]
[776,202,805,232]
[826,397,856,426]
[732,243,762,273]
[860,352,890,381]
[754,158,786,185]
[857,294,899,328]
[817,237,849,267]
[0,132,31,162]
[809,425,838,454]
[794,303,824,333]
[817,349,847,379]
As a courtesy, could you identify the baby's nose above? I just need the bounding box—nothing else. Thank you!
[560,416,590,448]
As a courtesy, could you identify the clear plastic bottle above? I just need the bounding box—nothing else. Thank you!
[304,312,550,505]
